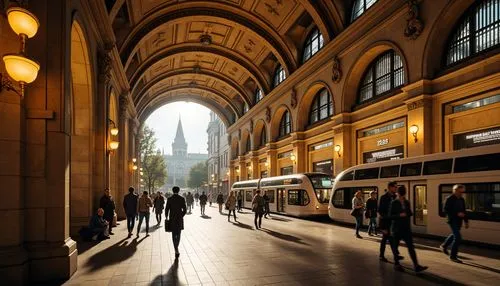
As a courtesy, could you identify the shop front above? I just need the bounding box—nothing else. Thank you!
[277,150,294,175]
[357,119,407,164]
[308,140,334,176]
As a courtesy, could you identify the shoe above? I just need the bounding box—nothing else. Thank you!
[396,255,404,261]
[175,252,180,258]
[414,265,428,272]
[379,256,388,262]
[127,233,132,238]
[394,264,404,272]
[136,233,139,237]
[356,234,363,239]
[109,232,114,235]
[440,244,449,255]
[450,257,463,263]
[146,233,149,237]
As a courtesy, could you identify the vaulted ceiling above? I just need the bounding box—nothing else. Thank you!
[107,0,348,124]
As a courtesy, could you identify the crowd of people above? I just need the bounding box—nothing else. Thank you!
[83,182,470,270]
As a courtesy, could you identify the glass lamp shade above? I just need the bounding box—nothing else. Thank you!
[109,141,119,150]
[132,158,137,163]
[290,154,296,161]
[3,54,40,84]
[334,145,341,152]
[6,7,40,38]
[132,165,138,170]
[409,125,419,135]
[110,127,119,136]
[139,172,143,176]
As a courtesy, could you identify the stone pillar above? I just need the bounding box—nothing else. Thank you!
[267,145,278,177]
[116,94,130,219]
[333,125,352,176]
[238,158,247,181]
[292,139,306,173]
[250,155,259,179]
[406,97,433,157]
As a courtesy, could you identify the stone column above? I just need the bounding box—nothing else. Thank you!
[406,97,433,157]
[250,154,259,179]
[267,144,278,177]
[333,125,352,176]
[116,94,130,219]
[292,138,306,173]
[238,158,246,181]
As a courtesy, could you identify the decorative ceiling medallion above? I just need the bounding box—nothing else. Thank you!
[332,56,342,83]
[199,34,212,46]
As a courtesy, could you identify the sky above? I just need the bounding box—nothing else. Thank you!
[145,102,211,155]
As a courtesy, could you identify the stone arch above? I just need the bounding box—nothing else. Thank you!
[270,104,292,141]
[108,90,119,200]
[240,129,251,154]
[296,81,334,131]
[252,119,267,150]
[69,20,94,235]
[422,0,477,79]
[231,136,240,159]
[342,41,408,112]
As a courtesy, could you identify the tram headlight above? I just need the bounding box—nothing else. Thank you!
[316,205,319,209]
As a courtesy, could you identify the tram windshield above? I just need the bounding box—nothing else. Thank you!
[307,174,333,204]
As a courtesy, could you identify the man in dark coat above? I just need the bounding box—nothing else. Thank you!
[123,187,138,237]
[99,188,116,235]
[389,185,428,273]
[165,186,187,258]
[199,191,208,215]
[441,184,469,263]
[378,182,401,262]
[89,208,109,240]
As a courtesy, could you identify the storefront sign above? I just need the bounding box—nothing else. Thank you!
[313,160,333,176]
[363,145,404,163]
[454,127,500,150]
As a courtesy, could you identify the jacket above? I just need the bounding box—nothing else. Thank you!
[252,195,265,214]
[165,194,187,231]
[263,194,270,204]
[389,199,413,235]
[186,194,194,205]
[444,195,468,225]
[226,195,237,210]
[378,191,396,229]
[138,195,153,213]
[365,198,378,218]
[89,214,108,231]
[154,195,165,211]
[123,193,138,216]
[216,194,224,204]
[199,194,208,205]
[99,195,115,219]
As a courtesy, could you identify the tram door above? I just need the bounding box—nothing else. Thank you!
[397,180,428,231]
[277,188,285,212]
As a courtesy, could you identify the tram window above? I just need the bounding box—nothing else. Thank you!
[265,190,275,203]
[331,187,378,209]
[413,185,427,226]
[454,153,500,173]
[423,159,453,175]
[400,163,422,177]
[332,189,347,208]
[354,167,380,180]
[288,190,310,206]
[245,191,253,202]
[439,183,500,222]
[339,171,354,181]
[380,165,400,178]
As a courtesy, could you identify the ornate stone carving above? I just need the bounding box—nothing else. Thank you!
[265,107,271,123]
[407,99,425,111]
[290,88,297,109]
[249,119,254,133]
[332,56,342,83]
[119,94,129,119]
[404,0,424,40]
[98,51,112,84]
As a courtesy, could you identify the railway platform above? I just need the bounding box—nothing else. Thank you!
[64,206,500,286]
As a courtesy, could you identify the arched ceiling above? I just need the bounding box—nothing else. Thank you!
[112,0,343,125]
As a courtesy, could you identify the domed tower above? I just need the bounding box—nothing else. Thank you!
[172,116,188,157]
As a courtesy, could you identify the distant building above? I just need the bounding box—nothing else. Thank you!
[207,112,230,197]
[164,117,208,189]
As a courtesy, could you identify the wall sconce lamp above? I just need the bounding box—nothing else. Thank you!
[108,119,119,136]
[334,145,342,157]
[132,165,138,171]
[108,140,119,153]
[139,171,143,176]
[236,169,240,174]
[132,158,137,163]
[1,7,41,98]
[409,125,419,143]
[264,161,269,168]
[140,167,143,171]
[290,153,297,164]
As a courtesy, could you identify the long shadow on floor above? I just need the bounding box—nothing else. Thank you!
[200,215,212,219]
[260,228,309,246]
[150,258,180,285]
[75,239,101,255]
[232,221,253,230]
[86,236,146,272]
[269,216,292,222]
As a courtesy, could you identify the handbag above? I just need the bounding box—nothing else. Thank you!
[350,208,361,217]
[164,219,171,232]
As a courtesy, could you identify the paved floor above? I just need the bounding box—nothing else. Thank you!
[64,205,500,286]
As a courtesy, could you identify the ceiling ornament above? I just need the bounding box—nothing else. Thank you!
[152,32,166,47]
[332,56,342,83]
[404,0,424,40]
[290,88,297,109]
[265,107,271,123]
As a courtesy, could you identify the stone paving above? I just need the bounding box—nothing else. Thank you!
[64,205,500,286]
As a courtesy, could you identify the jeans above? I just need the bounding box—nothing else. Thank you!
[354,216,363,235]
[443,221,462,258]
[218,203,223,213]
[264,203,271,217]
[137,212,150,234]
[393,231,419,267]
[172,230,182,253]
[155,211,162,225]
[200,204,206,215]
[187,204,192,213]
[228,209,237,221]
[380,231,399,258]
[237,200,242,211]
[126,215,136,233]
[368,217,377,234]
[105,217,113,234]
[254,212,263,229]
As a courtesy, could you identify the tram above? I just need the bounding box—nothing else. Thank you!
[328,145,500,246]
[231,173,333,217]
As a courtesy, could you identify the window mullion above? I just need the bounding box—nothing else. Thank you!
[470,13,476,56]
[390,51,394,90]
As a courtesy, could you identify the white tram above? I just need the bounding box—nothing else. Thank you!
[231,173,333,217]
[328,145,500,246]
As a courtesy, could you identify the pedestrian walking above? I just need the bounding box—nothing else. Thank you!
[252,190,265,229]
[390,185,428,273]
[154,192,166,226]
[208,192,213,207]
[226,191,237,222]
[237,191,243,211]
[217,192,224,213]
[165,186,187,259]
[137,191,153,237]
[263,192,271,218]
[441,184,469,263]
[378,182,401,262]
[199,191,208,215]
[123,187,138,238]
[186,192,194,214]
[366,191,378,236]
[99,188,116,235]
[351,190,364,238]
[194,192,200,206]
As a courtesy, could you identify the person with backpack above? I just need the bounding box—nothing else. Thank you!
[252,190,265,229]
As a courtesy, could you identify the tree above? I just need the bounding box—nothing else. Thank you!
[139,126,167,194]
[187,160,208,189]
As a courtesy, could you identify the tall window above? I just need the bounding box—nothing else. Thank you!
[303,28,324,62]
[359,50,404,103]
[259,127,267,148]
[309,88,334,125]
[255,88,264,103]
[278,110,292,138]
[351,0,378,22]
[245,136,251,153]
[273,65,286,88]
[446,0,500,65]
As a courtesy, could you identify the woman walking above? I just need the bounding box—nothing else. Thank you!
[365,191,378,236]
[351,190,365,238]
[226,191,237,222]
[252,190,265,229]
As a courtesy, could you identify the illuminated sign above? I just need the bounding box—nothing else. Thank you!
[454,126,500,150]
[363,145,404,163]
[377,138,389,146]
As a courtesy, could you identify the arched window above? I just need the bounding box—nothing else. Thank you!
[278,110,292,138]
[303,28,324,62]
[259,127,267,148]
[255,88,264,103]
[359,50,404,103]
[245,136,251,153]
[273,65,286,88]
[309,88,334,125]
[351,0,378,22]
[446,0,500,65]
